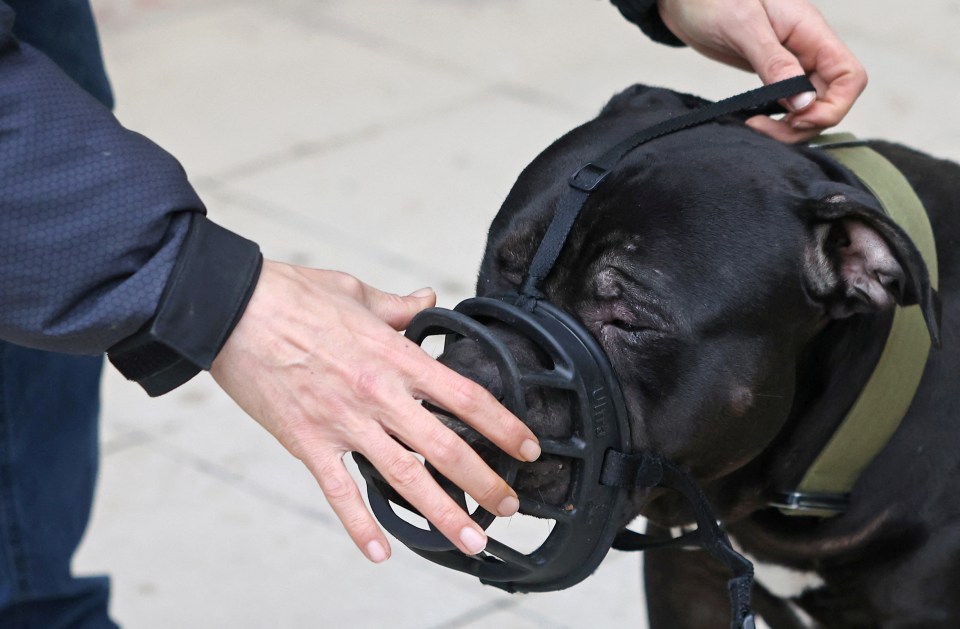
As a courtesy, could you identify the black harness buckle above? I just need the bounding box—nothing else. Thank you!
[568,162,611,192]
[770,491,850,516]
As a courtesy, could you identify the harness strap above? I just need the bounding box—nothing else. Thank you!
[775,134,939,517]
[602,449,756,629]
[520,76,815,298]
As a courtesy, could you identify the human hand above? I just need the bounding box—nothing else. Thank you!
[210,260,540,562]
[657,0,867,142]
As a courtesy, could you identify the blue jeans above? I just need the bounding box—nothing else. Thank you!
[0,343,115,628]
[1,1,117,626]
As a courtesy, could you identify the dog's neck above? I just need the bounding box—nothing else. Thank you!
[618,309,892,528]
[764,310,895,497]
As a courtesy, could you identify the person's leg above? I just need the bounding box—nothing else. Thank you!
[0,4,118,626]
[4,0,114,109]
[0,342,116,628]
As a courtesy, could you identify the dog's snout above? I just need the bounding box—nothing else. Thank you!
[595,267,624,299]
[429,404,494,452]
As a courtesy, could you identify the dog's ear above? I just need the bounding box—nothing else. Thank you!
[800,183,941,347]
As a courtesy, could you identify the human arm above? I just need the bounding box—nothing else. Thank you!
[610,0,868,142]
[0,1,538,560]
[0,3,258,391]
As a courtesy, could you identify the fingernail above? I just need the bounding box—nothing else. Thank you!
[459,527,487,555]
[791,120,816,131]
[366,540,388,563]
[520,439,541,462]
[409,287,434,298]
[788,91,816,112]
[498,495,520,516]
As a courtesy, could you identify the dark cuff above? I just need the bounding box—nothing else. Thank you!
[610,0,684,47]
[108,215,263,396]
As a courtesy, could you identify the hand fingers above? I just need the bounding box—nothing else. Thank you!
[388,398,521,519]
[786,48,867,131]
[361,282,437,331]
[359,430,490,555]
[731,12,816,113]
[413,361,541,463]
[745,113,821,143]
[354,276,540,463]
[306,450,393,563]
[764,1,867,132]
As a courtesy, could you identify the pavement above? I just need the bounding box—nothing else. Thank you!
[75,1,960,627]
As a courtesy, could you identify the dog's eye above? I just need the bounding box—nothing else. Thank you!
[611,319,650,334]
[600,318,663,345]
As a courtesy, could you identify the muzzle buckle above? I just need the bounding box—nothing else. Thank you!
[568,162,611,192]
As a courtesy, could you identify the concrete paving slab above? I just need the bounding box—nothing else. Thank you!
[220,91,578,300]
[95,3,485,180]
[833,39,960,161]
[432,602,555,629]
[815,1,960,72]
[274,0,762,113]
[505,551,647,629]
[73,442,503,629]
[191,190,447,300]
[264,0,960,160]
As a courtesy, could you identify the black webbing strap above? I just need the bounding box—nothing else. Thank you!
[600,448,664,488]
[602,449,756,629]
[519,75,815,299]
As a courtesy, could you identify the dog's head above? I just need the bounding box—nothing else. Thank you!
[440,85,939,527]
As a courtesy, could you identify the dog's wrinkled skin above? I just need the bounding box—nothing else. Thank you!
[436,85,960,628]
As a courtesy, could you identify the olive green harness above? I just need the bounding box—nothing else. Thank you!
[774,133,939,518]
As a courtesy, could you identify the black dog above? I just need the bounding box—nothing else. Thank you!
[437,85,959,628]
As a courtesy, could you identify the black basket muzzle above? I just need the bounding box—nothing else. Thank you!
[355,78,816,627]
[355,293,633,593]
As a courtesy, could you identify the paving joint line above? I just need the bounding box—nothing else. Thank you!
[195,83,516,184]
[150,439,337,527]
[201,184,470,295]
[265,2,585,114]
[101,428,156,456]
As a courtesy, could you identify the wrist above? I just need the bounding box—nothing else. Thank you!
[108,215,263,396]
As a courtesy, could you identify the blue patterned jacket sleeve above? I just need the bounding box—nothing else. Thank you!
[0,2,261,395]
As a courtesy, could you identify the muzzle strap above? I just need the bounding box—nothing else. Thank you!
[600,448,663,487]
[521,75,815,298]
[601,449,756,629]
[729,575,757,629]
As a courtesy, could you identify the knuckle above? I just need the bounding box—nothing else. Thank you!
[763,53,799,80]
[473,477,505,506]
[351,368,383,399]
[319,467,355,504]
[429,503,463,533]
[427,429,464,468]
[274,415,312,458]
[343,510,373,536]
[335,272,365,299]
[451,378,486,416]
[389,454,425,492]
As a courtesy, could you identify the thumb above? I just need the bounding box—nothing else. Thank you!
[362,285,437,330]
[739,29,816,112]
